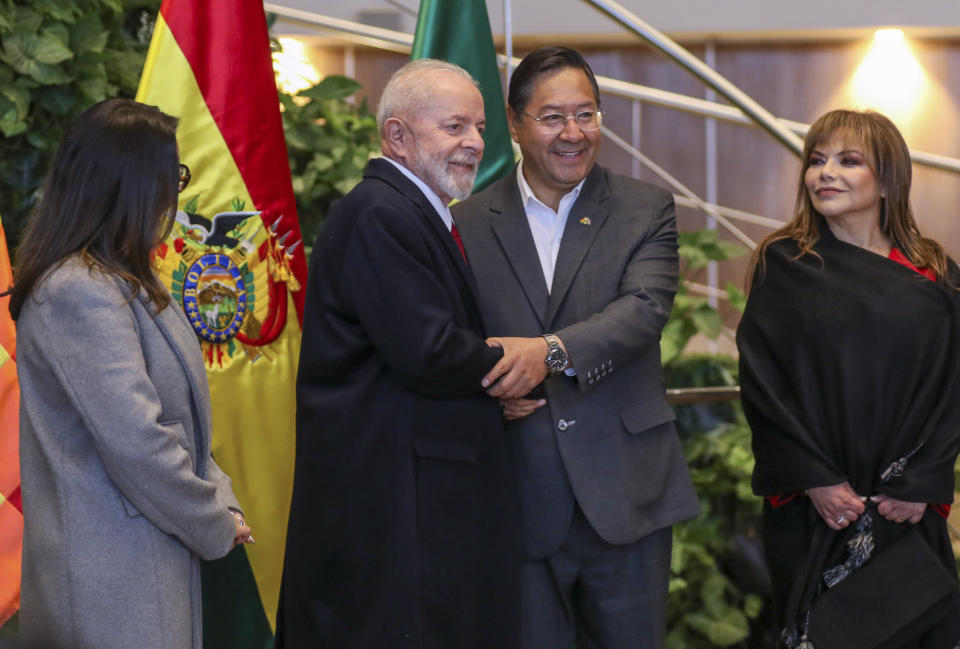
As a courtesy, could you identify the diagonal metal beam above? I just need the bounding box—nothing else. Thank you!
[583,0,804,156]
[602,126,757,248]
[263,5,960,174]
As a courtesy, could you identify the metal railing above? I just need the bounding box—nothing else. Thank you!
[264,3,960,175]
[584,0,804,156]
[666,386,740,404]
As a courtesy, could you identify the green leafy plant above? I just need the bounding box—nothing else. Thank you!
[278,75,380,251]
[661,229,747,365]
[665,355,772,648]
[669,420,768,648]
[0,0,160,248]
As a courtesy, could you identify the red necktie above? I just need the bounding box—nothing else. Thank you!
[450,222,467,264]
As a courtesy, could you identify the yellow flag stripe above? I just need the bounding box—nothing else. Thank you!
[137,16,255,216]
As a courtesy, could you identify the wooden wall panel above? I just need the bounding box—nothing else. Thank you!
[305,38,960,320]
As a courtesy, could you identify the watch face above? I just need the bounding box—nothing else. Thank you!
[546,348,567,372]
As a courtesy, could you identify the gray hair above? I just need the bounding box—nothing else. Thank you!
[376,59,478,137]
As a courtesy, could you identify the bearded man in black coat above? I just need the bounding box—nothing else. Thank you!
[274,60,534,649]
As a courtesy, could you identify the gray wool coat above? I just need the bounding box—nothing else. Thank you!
[17,257,242,649]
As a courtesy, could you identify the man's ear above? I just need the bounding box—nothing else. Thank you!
[506,106,521,144]
[383,117,408,160]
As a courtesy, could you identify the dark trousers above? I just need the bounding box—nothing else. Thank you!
[522,505,673,649]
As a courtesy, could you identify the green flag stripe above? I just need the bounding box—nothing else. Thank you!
[201,547,273,649]
[412,0,515,192]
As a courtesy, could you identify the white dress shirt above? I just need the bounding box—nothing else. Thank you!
[516,162,585,376]
[516,161,585,293]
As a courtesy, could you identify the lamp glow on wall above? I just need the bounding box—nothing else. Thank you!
[850,29,926,125]
[272,37,321,95]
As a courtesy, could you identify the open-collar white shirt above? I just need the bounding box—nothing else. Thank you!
[516,161,586,294]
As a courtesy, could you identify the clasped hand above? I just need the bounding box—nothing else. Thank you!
[232,511,254,547]
[808,481,926,530]
[481,337,550,399]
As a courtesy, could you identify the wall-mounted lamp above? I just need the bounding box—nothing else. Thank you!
[850,29,926,124]
[272,37,321,95]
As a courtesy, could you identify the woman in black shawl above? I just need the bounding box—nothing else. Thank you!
[737,109,960,649]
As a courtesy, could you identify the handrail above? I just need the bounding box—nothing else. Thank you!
[263,4,960,175]
[583,0,804,156]
[601,125,758,247]
[666,386,741,404]
[672,197,782,229]
[593,65,960,175]
[263,3,413,52]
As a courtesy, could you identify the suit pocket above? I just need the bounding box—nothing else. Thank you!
[414,437,478,464]
[620,397,676,434]
[161,419,197,472]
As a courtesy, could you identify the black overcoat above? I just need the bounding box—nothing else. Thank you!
[275,158,521,649]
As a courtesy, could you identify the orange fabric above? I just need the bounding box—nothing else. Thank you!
[0,216,21,626]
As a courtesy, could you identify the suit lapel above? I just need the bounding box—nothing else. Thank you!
[488,178,550,327]
[366,158,477,291]
[545,165,609,327]
[365,158,484,317]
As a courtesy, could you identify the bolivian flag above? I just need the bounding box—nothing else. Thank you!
[136,2,306,646]
[0,213,22,629]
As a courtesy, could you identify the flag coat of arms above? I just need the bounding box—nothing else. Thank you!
[137,1,306,644]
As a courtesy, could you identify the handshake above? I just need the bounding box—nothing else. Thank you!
[481,336,567,420]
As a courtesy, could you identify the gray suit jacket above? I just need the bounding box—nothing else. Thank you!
[455,164,700,558]
[17,257,242,649]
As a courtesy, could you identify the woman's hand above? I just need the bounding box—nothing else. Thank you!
[231,510,254,547]
[870,494,926,524]
[808,481,866,531]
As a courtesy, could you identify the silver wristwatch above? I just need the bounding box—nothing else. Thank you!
[542,334,569,374]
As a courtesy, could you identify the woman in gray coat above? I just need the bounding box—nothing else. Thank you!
[9,98,252,649]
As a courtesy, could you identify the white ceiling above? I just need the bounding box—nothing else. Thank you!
[274,0,960,39]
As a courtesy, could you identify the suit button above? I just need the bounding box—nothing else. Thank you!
[557,418,576,431]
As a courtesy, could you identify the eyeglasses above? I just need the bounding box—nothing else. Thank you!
[523,110,603,135]
[178,163,191,193]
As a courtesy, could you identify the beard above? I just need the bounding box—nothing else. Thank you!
[410,147,479,203]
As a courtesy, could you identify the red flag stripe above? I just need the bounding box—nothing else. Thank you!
[159,0,307,320]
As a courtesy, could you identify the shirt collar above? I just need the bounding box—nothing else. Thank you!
[382,156,453,230]
[516,160,586,213]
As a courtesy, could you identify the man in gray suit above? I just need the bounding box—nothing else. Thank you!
[455,46,700,649]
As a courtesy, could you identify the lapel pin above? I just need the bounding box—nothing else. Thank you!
[579,216,592,226]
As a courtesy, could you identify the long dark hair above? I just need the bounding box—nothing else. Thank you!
[750,109,950,284]
[9,98,180,320]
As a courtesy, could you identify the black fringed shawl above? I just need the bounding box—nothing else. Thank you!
[737,222,960,645]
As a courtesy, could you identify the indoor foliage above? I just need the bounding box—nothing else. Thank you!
[661,234,775,649]
[0,0,159,247]
[660,228,747,365]
[278,74,379,251]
